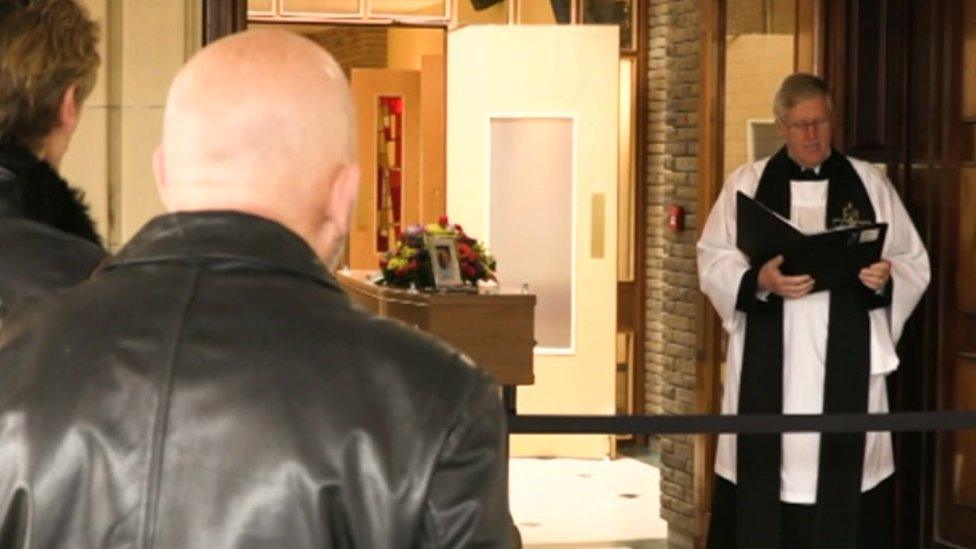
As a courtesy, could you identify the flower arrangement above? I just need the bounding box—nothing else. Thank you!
[379,215,497,289]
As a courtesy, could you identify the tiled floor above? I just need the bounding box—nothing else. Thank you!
[509,455,667,548]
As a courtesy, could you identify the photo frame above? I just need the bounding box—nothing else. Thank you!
[426,234,463,289]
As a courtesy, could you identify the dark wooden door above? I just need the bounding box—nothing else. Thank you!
[822,1,976,546]
[940,169,976,547]
[934,1,976,546]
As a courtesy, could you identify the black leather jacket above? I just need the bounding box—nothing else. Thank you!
[0,146,106,321]
[0,212,519,548]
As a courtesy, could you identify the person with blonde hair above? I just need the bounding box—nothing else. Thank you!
[0,0,107,321]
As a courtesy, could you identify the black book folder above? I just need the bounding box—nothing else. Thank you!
[735,191,887,292]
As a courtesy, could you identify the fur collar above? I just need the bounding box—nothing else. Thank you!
[0,141,102,246]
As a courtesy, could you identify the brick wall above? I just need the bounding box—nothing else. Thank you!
[306,27,388,77]
[645,0,668,419]
[645,0,702,547]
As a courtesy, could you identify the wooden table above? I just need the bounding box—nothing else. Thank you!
[336,270,536,411]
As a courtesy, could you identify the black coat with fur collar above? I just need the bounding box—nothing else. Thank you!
[0,142,107,319]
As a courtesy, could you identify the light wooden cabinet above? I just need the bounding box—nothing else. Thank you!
[336,270,535,388]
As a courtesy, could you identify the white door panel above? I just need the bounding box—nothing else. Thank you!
[447,25,618,458]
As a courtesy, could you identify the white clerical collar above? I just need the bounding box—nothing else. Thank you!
[789,150,832,175]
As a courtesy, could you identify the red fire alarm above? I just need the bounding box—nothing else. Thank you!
[667,204,685,232]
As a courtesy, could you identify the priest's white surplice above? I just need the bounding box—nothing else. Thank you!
[697,155,930,504]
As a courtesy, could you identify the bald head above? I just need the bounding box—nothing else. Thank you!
[155,30,359,264]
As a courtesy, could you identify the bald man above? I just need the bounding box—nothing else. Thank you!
[0,30,519,548]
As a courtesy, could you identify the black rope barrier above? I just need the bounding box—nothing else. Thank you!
[506,410,976,434]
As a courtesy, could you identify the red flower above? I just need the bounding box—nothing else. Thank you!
[457,243,473,259]
[438,214,449,228]
[462,263,477,279]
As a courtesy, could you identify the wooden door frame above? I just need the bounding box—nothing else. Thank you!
[618,0,648,434]
[203,0,247,45]
[695,0,725,545]
[633,0,649,435]
[795,0,825,75]
[694,2,834,544]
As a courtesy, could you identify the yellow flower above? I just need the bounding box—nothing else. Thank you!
[388,257,407,270]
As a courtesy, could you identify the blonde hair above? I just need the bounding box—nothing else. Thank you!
[0,0,100,148]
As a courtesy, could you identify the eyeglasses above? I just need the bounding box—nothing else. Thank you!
[783,118,831,134]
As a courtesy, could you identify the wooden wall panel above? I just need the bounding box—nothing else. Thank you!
[794,0,823,74]
[952,356,976,508]
[419,55,445,223]
[845,0,885,153]
[964,1,976,120]
[934,0,976,545]
[838,0,907,164]
[349,69,422,270]
[789,0,975,544]
[961,169,976,314]
[962,124,976,164]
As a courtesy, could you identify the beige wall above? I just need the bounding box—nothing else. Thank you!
[60,0,112,241]
[723,34,794,179]
[447,26,619,458]
[387,28,443,71]
[62,0,201,250]
[727,0,796,35]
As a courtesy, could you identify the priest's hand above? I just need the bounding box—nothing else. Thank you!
[758,255,815,299]
[859,259,891,291]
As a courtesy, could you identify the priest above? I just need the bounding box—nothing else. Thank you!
[697,73,930,548]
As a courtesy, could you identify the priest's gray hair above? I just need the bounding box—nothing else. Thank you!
[773,73,834,121]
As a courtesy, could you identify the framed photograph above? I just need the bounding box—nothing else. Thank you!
[426,234,463,288]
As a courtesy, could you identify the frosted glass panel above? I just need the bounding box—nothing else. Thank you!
[490,118,573,351]
[280,0,358,14]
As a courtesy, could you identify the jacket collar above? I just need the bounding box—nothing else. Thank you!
[0,140,103,245]
[106,211,342,292]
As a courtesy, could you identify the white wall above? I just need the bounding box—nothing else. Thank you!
[63,0,201,249]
